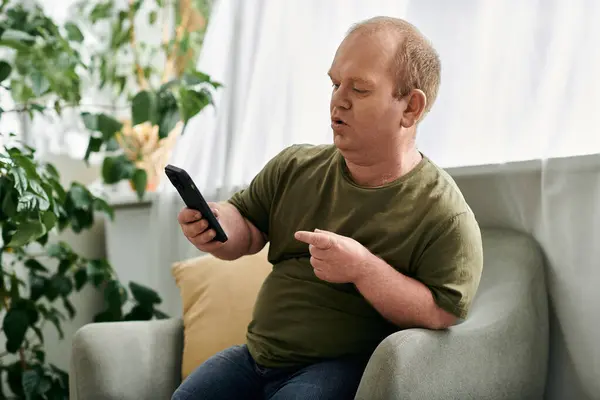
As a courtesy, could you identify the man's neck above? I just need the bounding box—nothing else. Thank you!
[344,147,423,187]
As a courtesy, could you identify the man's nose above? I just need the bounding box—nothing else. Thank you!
[331,87,351,110]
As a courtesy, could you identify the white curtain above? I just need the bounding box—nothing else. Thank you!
[150,1,600,398]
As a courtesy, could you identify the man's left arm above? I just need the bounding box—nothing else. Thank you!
[295,212,483,330]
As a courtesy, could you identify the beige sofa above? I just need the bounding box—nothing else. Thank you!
[69,228,549,399]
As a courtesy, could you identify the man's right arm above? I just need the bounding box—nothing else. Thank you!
[177,201,267,261]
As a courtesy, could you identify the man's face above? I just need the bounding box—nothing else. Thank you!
[328,31,406,158]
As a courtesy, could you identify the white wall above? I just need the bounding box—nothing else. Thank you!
[453,163,600,400]
[41,154,106,370]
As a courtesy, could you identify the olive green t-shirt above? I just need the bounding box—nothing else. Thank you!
[228,144,483,368]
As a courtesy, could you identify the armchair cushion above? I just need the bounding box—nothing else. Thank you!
[171,246,271,378]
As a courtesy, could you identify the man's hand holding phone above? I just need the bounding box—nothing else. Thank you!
[178,205,226,253]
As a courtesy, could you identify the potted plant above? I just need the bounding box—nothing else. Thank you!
[0,2,170,398]
[75,0,220,199]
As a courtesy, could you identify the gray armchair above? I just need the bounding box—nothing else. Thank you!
[69,229,548,399]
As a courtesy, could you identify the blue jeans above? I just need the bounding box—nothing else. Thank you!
[172,345,369,400]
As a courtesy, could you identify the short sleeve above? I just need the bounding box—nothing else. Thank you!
[414,211,484,319]
[227,146,298,237]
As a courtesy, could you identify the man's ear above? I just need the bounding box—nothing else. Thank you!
[401,89,427,128]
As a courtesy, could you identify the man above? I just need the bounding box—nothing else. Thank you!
[173,16,483,400]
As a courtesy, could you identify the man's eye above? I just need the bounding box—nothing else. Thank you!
[353,88,367,93]
[331,83,340,89]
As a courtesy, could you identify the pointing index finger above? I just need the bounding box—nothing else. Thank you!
[294,230,334,250]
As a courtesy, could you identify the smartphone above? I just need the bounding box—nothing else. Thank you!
[164,164,228,243]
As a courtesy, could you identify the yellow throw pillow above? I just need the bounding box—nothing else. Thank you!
[171,246,271,379]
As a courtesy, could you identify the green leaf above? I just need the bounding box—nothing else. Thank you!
[129,281,162,306]
[30,104,46,114]
[0,60,11,83]
[97,113,122,140]
[64,22,84,42]
[2,222,17,248]
[8,220,45,247]
[104,280,128,309]
[182,70,210,85]
[81,112,98,131]
[94,308,122,322]
[48,177,67,203]
[29,179,48,197]
[131,90,158,125]
[32,326,44,344]
[40,307,65,339]
[38,376,52,396]
[179,34,190,54]
[62,297,76,319]
[29,274,46,302]
[86,259,112,287]
[105,137,120,151]
[148,10,157,25]
[33,348,45,363]
[9,274,24,301]
[50,275,73,297]
[183,71,222,89]
[0,28,35,43]
[178,88,211,124]
[158,107,180,139]
[93,197,114,220]
[7,362,24,397]
[22,369,41,400]
[31,71,50,97]
[36,233,49,246]
[124,304,153,320]
[131,168,147,199]
[24,259,49,273]
[44,163,60,179]
[43,278,58,302]
[42,211,57,232]
[153,309,169,319]
[84,136,103,161]
[50,364,69,391]
[90,1,114,23]
[159,78,180,92]
[16,193,39,213]
[101,155,135,184]
[13,299,39,327]
[58,259,73,275]
[10,167,28,195]
[68,183,92,209]
[3,308,29,353]
[69,207,94,233]
[26,308,39,327]
[10,80,34,103]
[1,189,18,218]
[47,242,70,258]
[116,75,127,95]
[132,0,143,12]
[74,268,87,291]
[54,100,63,115]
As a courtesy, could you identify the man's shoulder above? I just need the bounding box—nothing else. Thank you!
[419,156,475,221]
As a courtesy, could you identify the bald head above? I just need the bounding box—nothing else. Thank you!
[346,17,441,118]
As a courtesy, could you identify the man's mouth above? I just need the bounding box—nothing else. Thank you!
[331,118,346,126]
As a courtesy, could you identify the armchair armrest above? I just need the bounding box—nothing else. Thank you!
[69,318,183,400]
[356,229,548,400]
